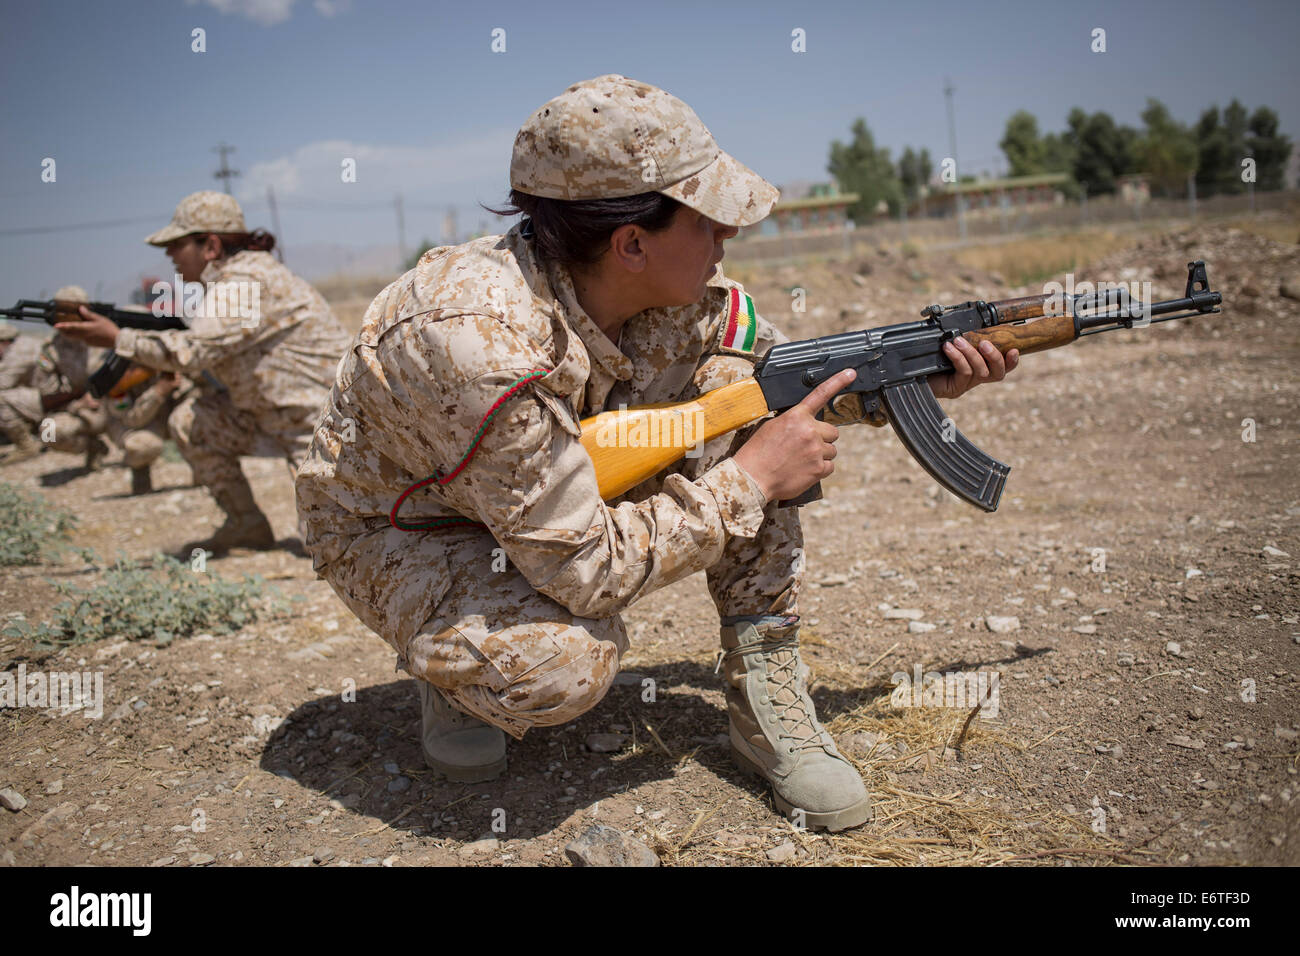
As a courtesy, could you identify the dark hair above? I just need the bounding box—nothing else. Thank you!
[199,228,277,257]
[483,189,680,269]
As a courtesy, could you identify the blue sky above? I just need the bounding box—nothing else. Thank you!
[1,0,1295,303]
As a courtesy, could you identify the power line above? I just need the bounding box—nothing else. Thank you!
[0,214,168,236]
[0,197,503,237]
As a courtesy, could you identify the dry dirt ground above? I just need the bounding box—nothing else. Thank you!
[1,222,1296,867]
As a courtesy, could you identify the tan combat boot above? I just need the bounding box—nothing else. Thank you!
[417,680,507,783]
[720,615,872,831]
[1,425,41,464]
[200,479,276,551]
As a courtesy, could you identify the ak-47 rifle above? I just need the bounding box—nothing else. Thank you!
[578,260,1223,511]
[0,298,186,398]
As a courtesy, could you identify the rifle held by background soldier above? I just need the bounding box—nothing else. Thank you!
[0,298,186,398]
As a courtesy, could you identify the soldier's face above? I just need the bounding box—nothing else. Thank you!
[164,236,207,283]
[640,206,738,306]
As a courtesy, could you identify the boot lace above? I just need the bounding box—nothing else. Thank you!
[725,637,828,754]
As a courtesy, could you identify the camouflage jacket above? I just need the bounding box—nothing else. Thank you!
[113,250,350,437]
[0,335,43,391]
[296,223,785,646]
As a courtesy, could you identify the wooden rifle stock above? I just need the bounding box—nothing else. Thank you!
[579,378,770,500]
[107,365,156,398]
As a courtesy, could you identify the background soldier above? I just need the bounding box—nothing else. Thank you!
[0,285,106,468]
[0,320,41,458]
[70,369,194,495]
[55,192,351,550]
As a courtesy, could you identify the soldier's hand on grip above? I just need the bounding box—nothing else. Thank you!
[733,368,856,504]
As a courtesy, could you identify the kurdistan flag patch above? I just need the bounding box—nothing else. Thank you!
[723,287,758,353]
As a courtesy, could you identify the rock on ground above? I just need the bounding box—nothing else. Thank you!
[564,825,658,867]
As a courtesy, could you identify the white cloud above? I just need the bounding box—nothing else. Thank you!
[239,131,516,202]
[184,0,350,27]
[242,154,303,196]
[312,0,351,16]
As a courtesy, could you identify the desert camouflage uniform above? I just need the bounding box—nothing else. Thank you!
[113,249,351,497]
[0,331,103,455]
[0,334,43,398]
[103,374,195,470]
[297,224,806,739]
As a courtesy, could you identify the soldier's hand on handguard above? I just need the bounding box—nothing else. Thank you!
[154,372,181,396]
[53,306,120,349]
[929,337,1019,400]
[733,368,857,504]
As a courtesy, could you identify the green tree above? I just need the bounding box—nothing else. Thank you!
[1065,108,1135,196]
[1223,100,1251,192]
[1247,106,1291,191]
[898,146,923,203]
[1000,110,1045,176]
[1195,106,1231,196]
[898,147,935,214]
[1041,131,1075,174]
[828,118,903,222]
[917,147,934,188]
[404,238,436,271]
[1136,98,1197,197]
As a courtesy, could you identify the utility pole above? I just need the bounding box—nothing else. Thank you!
[212,143,239,194]
[943,78,966,241]
[266,185,284,263]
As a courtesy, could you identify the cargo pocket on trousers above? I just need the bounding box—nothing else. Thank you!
[454,623,566,696]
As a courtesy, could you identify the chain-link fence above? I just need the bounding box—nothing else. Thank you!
[725,190,1298,264]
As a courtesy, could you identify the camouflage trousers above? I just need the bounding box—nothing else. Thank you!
[405,354,804,740]
[168,387,317,501]
[107,417,166,470]
[0,386,101,455]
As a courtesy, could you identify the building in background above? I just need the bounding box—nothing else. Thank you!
[739,181,859,237]
[1117,173,1152,205]
[912,172,1070,218]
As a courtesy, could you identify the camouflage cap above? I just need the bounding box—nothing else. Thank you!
[0,321,17,341]
[511,75,778,228]
[145,191,247,246]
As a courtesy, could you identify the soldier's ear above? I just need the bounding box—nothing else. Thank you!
[606,224,646,274]
[201,234,224,262]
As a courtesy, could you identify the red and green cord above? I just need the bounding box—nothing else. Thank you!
[389,369,552,531]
